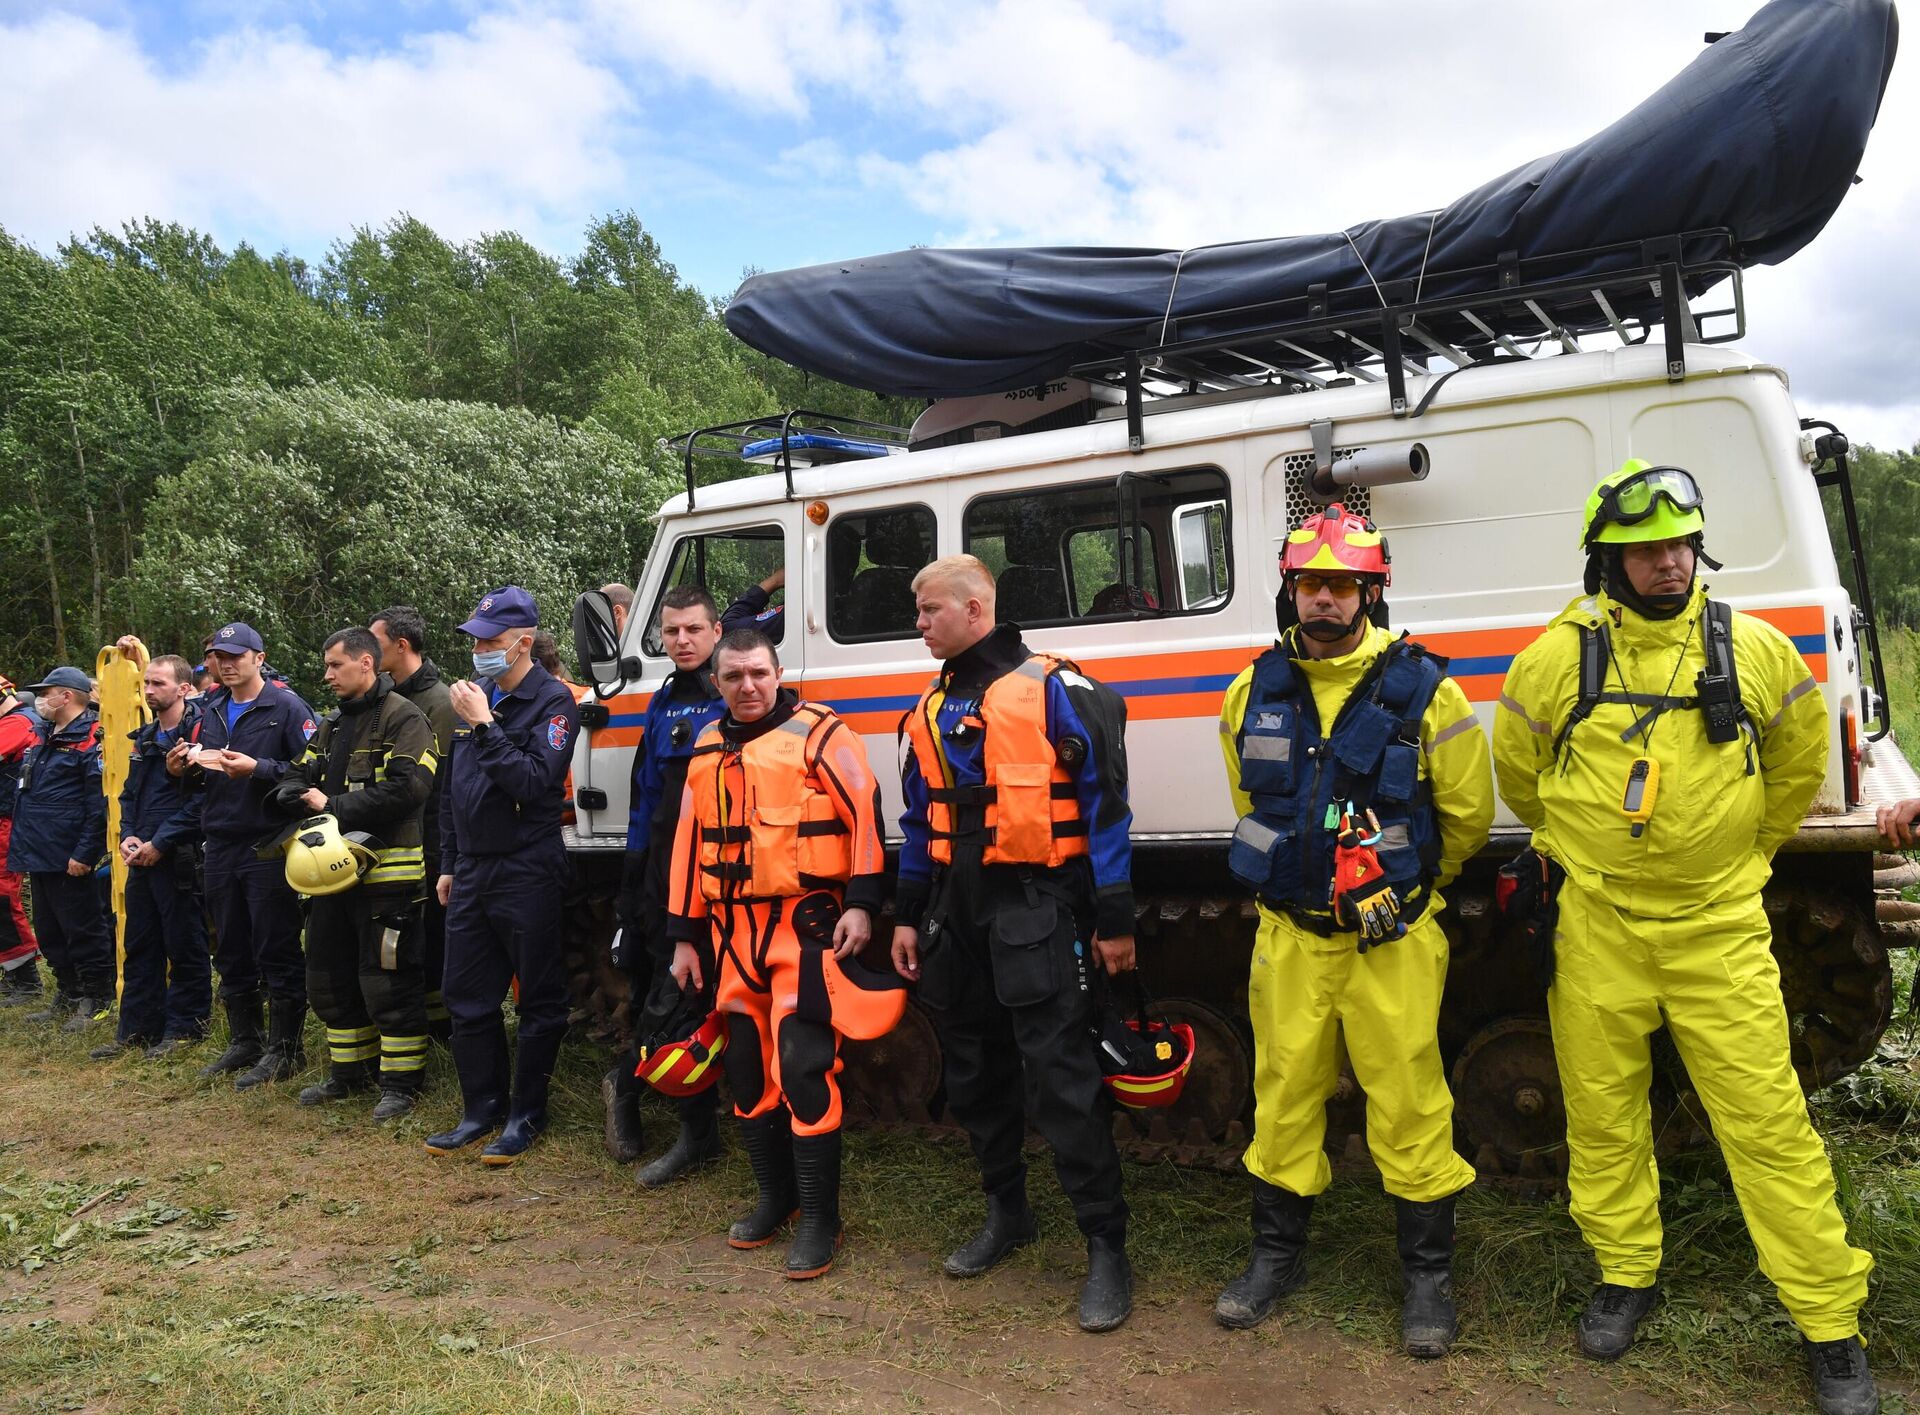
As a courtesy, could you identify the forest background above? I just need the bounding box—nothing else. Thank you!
[0,215,907,686]
[3,214,1916,694]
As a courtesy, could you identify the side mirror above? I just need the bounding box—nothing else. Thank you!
[572,591,623,694]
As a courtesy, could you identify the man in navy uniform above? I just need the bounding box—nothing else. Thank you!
[182,623,319,1088]
[603,585,727,1185]
[10,667,113,1030]
[102,652,211,1059]
[425,587,581,1165]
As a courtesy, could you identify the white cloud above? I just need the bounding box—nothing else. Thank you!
[0,10,631,255]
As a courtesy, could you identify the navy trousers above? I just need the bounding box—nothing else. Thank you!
[28,871,115,1000]
[120,859,213,1043]
[203,837,306,1005]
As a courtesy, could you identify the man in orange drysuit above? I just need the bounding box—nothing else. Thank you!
[663,626,897,1280]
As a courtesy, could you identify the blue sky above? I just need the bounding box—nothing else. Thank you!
[4,0,1916,445]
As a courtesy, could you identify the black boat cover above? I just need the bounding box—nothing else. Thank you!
[725,0,1898,400]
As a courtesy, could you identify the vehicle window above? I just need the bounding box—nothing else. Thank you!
[827,504,937,642]
[1176,499,1230,610]
[962,468,1231,626]
[643,524,785,655]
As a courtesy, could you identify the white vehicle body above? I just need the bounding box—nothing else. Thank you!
[567,343,1914,855]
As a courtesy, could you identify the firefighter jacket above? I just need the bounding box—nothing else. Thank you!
[193,680,319,842]
[119,700,205,856]
[0,703,45,819]
[1494,584,1826,911]
[7,708,107,873]
[898,624,1135,940]
[1219,626,1475,930]
[390,658,454,875]
[664,691,884,940]
[274,675,437,892]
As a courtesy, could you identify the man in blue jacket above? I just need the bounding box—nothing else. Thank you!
[424,587,581,1165]
[10,667,113,1030]
[180,622,317,1088]
[99,653,211,1060]
[602,584,726,1185]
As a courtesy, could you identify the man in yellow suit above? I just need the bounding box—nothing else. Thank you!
[1494,461,1875,1415]
[1215,503,1490,1358]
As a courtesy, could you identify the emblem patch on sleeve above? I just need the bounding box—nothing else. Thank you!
[548,715,570,751]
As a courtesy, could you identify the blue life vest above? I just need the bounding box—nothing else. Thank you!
[1227,636,1447,928]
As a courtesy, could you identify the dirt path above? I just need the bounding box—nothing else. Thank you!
[0,1039,1826,1413]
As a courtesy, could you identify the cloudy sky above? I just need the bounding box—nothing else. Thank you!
[4,0,1914,446]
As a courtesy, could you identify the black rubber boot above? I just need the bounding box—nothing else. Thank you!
[425,1029,510,1154]
[784,1130,844,1280]
[1215,1179,1314,1329]
[0,960,42,1005]
[235,997,307,1091]
[482,1027,563,1166]
[1803,1336,1879,1415]
[727,1109,798,1249]
[199,993,264,1077]
[1079,1233,1133,1333]
[1577,1282,1659,1361]
[89,1038,142,1061]
[144,1034,202,1060]
[637,1097,722,1189]
[943,1187,1038,1278]
[298,1059,374,1106]
[1396,1195,1460,1359]
[602,1065,645,1165]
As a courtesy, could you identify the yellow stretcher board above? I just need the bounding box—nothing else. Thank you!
[94,640,151,983]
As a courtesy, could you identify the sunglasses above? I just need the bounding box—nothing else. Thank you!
[1292,574,1366,596]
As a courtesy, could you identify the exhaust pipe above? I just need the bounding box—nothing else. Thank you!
[1310,442,1429,501]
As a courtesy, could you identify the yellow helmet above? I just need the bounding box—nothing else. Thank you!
[281,815,378,896]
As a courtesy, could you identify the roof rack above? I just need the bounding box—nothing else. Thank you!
[1070,229,1744,450]
[665,409,910,509]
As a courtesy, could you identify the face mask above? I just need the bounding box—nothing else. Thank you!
[472,638,523,680]
[33,696,54,718]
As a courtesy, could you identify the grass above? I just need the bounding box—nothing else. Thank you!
[1,998,1916,1414]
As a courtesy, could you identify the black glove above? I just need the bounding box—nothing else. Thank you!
[1496,848,1564,990]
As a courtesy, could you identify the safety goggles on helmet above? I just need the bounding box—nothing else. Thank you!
[1594,466,1703,527]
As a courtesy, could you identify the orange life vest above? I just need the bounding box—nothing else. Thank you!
[685,703,854,901]
[903,653,1088,869]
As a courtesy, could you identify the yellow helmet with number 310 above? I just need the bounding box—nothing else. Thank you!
[281,815,378,897]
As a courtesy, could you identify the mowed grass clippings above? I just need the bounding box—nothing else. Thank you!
[0,985,1914,1413]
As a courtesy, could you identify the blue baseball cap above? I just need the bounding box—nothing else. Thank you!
[459,586,540,637]
[25,666,92,694]
[207,622,265,655]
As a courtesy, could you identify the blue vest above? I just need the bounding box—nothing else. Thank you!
[1227,637,1446,927]
[0,705,46,818]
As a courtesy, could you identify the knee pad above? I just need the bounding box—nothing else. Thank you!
[778,1016,839,1127]
[722,1011,768,1112]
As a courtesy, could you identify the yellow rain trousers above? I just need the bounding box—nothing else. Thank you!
[1221,624,1491,1201]
[1496,585,1872,1341]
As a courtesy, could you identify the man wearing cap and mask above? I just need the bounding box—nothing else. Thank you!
[0,677,45,1005]
[8,667,113,1029]
[424,587,581,1165]
[177,622,319,1089]
[1494,460,1876,1415]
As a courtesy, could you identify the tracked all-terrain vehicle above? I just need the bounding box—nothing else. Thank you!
[563,0,1910,1178]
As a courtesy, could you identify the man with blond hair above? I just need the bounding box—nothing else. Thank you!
[891,554,1141,1332]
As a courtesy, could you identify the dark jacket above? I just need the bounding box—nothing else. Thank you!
[390,658,455,874]
[274,675,436,893]
[8,708,107,874]
[439,662,579,869]
[0,703,45,819]
[119,700,205,856]
[193,680,318,842]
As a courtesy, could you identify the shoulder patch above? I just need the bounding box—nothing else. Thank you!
[1056,669,1094,691]
[548,715,570,752]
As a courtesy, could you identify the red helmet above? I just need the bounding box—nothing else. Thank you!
[1092,981,1196,1110]
[1281,502,1391,583]
[635,1008,727,1097]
